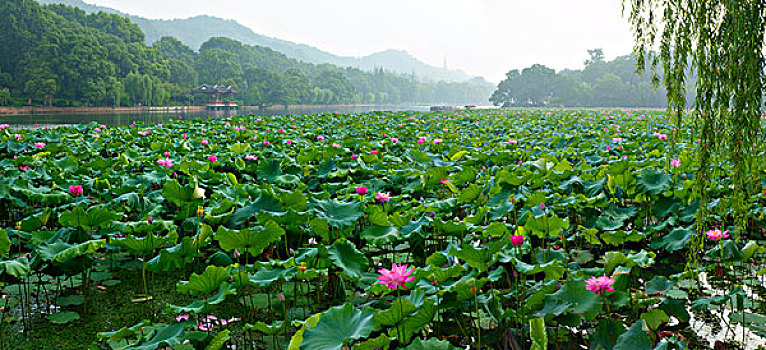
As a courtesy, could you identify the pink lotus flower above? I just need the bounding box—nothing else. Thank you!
[391,138,399,143]
[606,145,611,151]
[34,142,45,149]
[15,134,22,139]
[137,131,148,136]
[510,235,524,246]
[332,143,341,148]
[656,133,667,140]
[0,124,9,130]
[202,139,209,145]
[245,155,258,161]
[376,192,390,202]
[94,128,102,133]
[157,158,174,169]
[356,186,368,195]
[585,275,616,295]
[208,155,218,162]
[371,150,378,155]
[164,152,171,157]
[181,134,188,139]
[508,139,518,144]
[612,138,623,143]
[417,137,426,144]
[706,229,730,241]
[433,139,443,144]
[263,141,270,146]
[376,263,415,290]
[278,128,285,133]
[670,159,681,167]
[351,154,358,160]
[69,185,83,197]
[92,134,100,139]
[381,132,387,137]
[317,135,325,141]
[19,165,31,171]
[176,314,189,322]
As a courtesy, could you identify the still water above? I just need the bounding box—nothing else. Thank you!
[0,105,432,127]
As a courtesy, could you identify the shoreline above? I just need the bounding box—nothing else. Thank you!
[0,104,424,116]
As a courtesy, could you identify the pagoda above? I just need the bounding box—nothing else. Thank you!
[192,84,239,110]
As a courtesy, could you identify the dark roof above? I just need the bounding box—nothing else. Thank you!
[192,84,238,94]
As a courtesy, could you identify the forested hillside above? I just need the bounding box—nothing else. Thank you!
[37,0,476,83]
[0,0,493,107]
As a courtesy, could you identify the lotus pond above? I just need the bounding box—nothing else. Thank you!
[0,109,764,349]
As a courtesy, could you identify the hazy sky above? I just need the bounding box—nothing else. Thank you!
[85,0,635,82]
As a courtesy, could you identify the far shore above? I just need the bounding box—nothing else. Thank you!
[0,104,426,116]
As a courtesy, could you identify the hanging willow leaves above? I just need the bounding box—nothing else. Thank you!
[625,0,766,270]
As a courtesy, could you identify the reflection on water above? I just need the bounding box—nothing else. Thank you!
[0,106,431,127]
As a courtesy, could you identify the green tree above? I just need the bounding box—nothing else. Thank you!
[243,67,287,106]
[626,1,766,234]
[282,68,311,105]
[196,49,243,85]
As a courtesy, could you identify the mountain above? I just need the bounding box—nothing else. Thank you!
[37,0,478,83]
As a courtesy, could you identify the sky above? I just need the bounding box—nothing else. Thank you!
[84,0,636,83]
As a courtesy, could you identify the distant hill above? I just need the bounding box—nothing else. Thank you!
[38,0,478,83]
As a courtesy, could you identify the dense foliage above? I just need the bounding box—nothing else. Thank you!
[1,109,765,349]
[490,50,693,108]
[0,0,493,107]
[626,0,766,246]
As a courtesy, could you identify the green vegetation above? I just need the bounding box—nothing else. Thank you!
[490,49,692,108]
[1,109,764,349]
[39,0,476,83]
[0,0,492,107]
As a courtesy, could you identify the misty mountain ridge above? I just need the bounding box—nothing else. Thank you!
[38,0,478,83]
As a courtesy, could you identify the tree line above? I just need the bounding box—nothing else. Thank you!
[490,49,695,108]
[0,0,493,107]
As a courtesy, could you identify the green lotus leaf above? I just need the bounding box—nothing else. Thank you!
[640,309,669,331]
[356,334,392,350]
[0,229,9,257]
[613,320,651,350]
[530,317,548,350]
[36,239,106,262]
[524,213,569,238]
[650,227,694,253]
[0,258,31,279]
[636,169,672,195]
[595,206,637,231]
[327,239,368,280]
[360,225,400,245]
[244,320,287,335]
[311,198,362,230]
[249,266,295,287]
[300,303,375,350]
[215,220,285,256]
[47,311,80,324]
[535,280,601,319]
[404,338,460,350]
[228,194,284,227]
[58,206,120,230]
[114,232,178,255]
[589,318,626,350]
[177,265,231,296]
[162,178,206,206]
